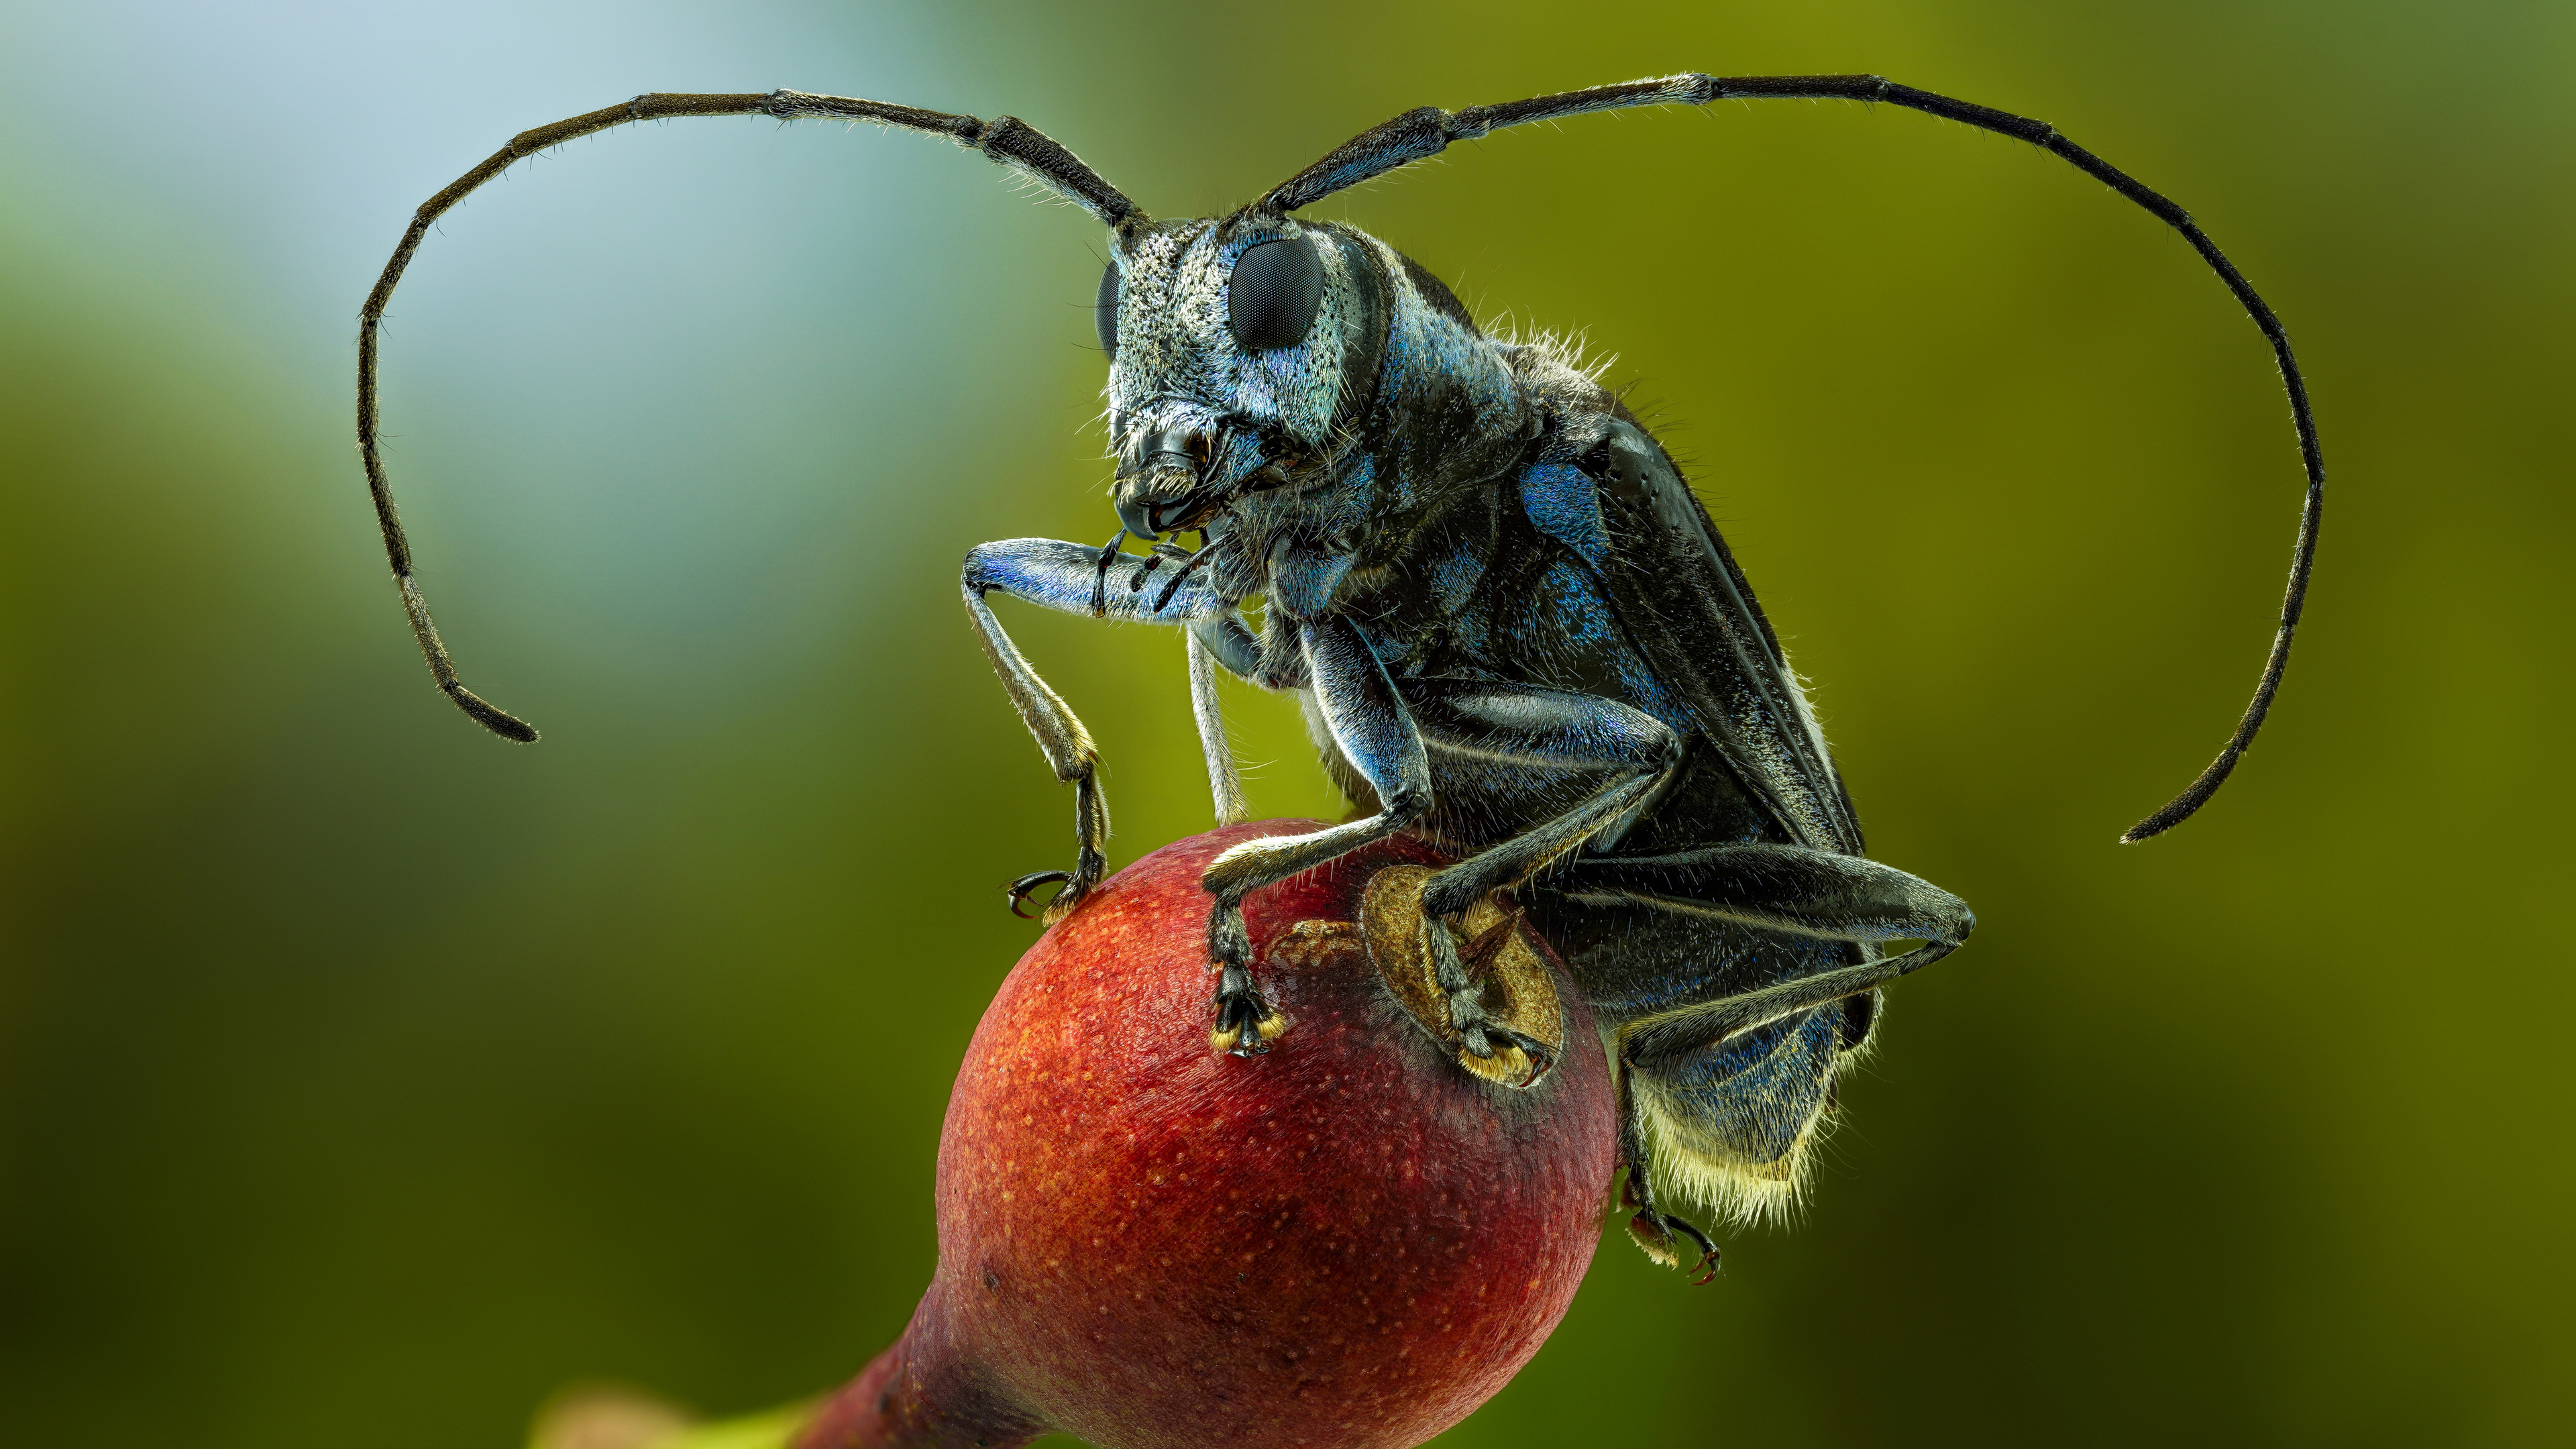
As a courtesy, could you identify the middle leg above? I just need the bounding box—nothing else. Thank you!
[1197,615,1430,1055]
[1395,679,1683,1064]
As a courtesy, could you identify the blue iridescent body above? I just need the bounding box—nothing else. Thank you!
[963,209,1974,1232]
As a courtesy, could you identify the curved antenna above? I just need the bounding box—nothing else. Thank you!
[1260,74,2323,843]
[358,90,1145,741]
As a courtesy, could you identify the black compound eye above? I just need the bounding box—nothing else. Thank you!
[1227,234,1324,352]
[1095,262,1120,360]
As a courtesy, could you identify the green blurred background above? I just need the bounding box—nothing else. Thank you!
[3,1,2568,1444]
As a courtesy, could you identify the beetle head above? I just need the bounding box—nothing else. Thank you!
[1096,215,1385,541]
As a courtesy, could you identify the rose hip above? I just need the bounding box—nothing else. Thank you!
[796,821,1618,1449]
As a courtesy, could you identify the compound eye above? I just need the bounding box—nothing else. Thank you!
[1095,262,1122,360]
[1227,234,1324,352]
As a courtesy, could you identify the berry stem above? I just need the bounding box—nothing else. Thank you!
[794,1289,1045,1449]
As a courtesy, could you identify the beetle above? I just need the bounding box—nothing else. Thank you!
[356,74,2323,1277]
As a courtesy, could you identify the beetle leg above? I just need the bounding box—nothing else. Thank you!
[1393,680,1682,1063]
[1185,629,1250,826]
[1189,613,1269,682]
[1618,1069,1721,1284]
[963,538,1234,921]
[1199,616,1430,1055]
[1552,847,1972,1220]
[1560,845,1974,1044]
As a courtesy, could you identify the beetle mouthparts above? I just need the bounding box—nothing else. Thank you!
[1114,466,1212,539]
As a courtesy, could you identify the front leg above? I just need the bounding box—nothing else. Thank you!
[963,537,1232,921]
[1199,616,1431,1055]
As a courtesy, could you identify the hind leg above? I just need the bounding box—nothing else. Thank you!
[1545,845,1970,1270]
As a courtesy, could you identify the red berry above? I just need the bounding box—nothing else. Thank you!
[798,822,1619,1449]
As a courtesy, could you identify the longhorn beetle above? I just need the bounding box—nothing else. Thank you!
[357,75,2323,1276]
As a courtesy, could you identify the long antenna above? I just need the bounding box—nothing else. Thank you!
[1261,74,2324,841]
[358,90,1143,740]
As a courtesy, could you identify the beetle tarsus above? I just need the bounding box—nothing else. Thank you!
[1424,912,1511,1049]
[1005,870,1073,920]
[1210,958,1283,1057]
[1205,903,1284,1054]
[1481,1022,1556,1076]
[1621,1169,1721,1283]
